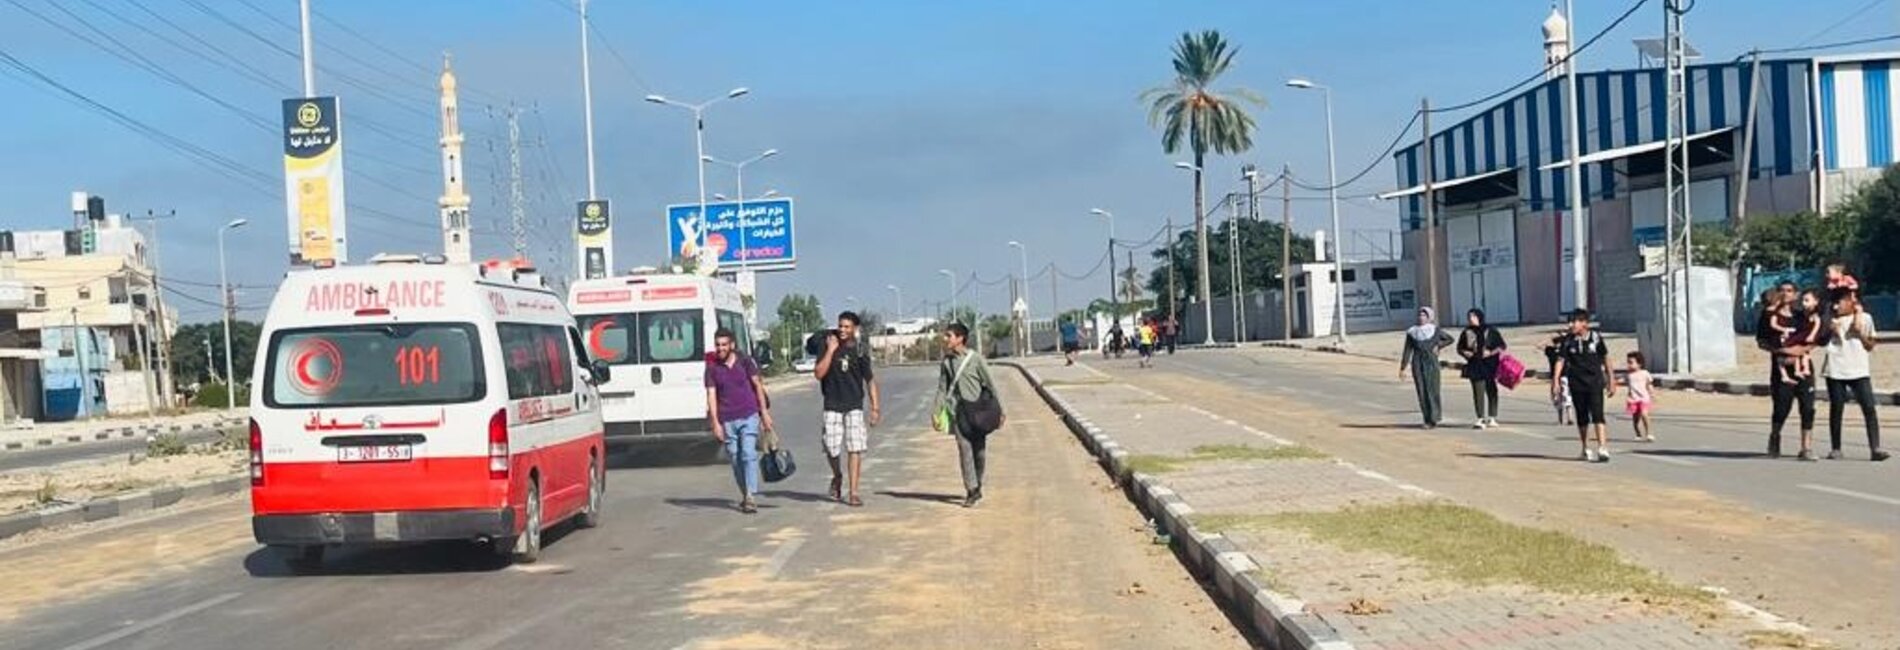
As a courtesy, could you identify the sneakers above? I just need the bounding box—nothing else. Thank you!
[1798,449,1819,462]
[1768,434,1783,459]
[1874,450,1892,462]
[1472,421,1488,430]
[963,487,984,508]
[1486,418,1501,428]
[1827,449,1844,461]
[1582,449,1598,463]
[1596,448,1612,463]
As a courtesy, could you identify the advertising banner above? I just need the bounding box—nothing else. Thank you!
[576,200,612,280]
[282,97,348,265]
[665,198,795,272]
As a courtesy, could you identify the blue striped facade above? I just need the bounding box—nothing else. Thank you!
[1394,57,1854,230]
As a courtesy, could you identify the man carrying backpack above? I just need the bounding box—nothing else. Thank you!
[815,311,879,507]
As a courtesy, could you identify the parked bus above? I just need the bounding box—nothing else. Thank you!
[249,255,609,570]
[567,272,753,439]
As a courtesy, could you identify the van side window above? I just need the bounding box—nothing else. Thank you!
[716,310,751,356]
[499,324,575,399]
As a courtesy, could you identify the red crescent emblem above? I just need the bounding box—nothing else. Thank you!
[289,338,343,396]
[588,320,621,360]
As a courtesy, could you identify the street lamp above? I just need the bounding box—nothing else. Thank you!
[1087,208,1118,326]
[645,88,751,273]
[938,269,957,323]
[886,284,903,321]
[1287,77,1347,345]
[216,218,248,411]
[1007,240,1029,357]
[1173,162,1215,345]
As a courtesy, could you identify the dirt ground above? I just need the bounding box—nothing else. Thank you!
[0,450,243,514]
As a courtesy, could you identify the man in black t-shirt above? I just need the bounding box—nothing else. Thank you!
[1552,308,1616,463]
[815,311,880,506]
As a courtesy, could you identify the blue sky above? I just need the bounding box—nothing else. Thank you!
[1,0,1891,324]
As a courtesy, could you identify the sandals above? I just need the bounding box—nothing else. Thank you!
[846,494,863,507]
[739,499,758,514]
[829,476,843,502]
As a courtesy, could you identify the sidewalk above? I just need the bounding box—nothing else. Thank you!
[1012,356,1811,650]
[0,410,243,452]
[1266,323,1900,404]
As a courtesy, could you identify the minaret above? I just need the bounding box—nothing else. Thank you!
[1543,4,1571,80]
[438,53,473,264]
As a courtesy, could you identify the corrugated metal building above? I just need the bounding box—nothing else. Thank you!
[1388,51,1898,329]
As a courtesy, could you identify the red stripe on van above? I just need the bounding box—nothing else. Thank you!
[252,433,603,530]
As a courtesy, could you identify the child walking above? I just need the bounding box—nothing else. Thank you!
[1542,334,1573,425]
[1624,351,1657,442]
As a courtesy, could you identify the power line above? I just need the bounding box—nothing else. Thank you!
[1430,0,1650,115]
[1748,33,1900,59]
[1795,0,1892,48]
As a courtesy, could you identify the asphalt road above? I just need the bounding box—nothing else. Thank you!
[0,366,1247,650]
[0,430,228,474]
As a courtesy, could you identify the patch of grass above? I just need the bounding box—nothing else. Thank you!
[1266,502,1707,602]
[147,433,189,457]
[1124,454,1188,475]
[1191,444,1329,462]
[1188,513,1267,534]
[202,427,247,454]
[1744,631,1833,649]
[33,477,58,504]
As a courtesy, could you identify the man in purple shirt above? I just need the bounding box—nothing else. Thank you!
[706,327,775,513]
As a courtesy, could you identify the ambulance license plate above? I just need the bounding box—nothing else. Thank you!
[338,444,413,463]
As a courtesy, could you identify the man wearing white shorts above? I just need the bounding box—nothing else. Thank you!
[815,311,879,507]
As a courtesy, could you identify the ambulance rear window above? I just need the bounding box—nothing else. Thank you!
[263,323,485,408]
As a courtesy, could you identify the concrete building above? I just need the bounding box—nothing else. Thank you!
[5,193,174,420]
[0,263,48,426]
[1386,11,1897,328]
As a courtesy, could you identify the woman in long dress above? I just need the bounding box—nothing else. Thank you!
[1399,307,1454,429]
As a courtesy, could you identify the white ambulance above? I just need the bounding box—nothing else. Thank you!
[249,255,608,569]
[567,272,752,439]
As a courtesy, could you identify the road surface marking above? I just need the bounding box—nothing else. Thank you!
[764,536,808,579]
[1798,483,1900,507]
[58,592,242,650]
[1628,453,1702,467]
[1354,400,1387,411]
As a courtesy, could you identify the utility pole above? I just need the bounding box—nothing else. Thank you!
[71,308,89,419]
[1734,51,1763,227]
[578,0,597,200]
[505,105,527,258]
[1165,219,1177,327]
[1420,99,1439,319]
[132,209,176,409]
[1106,234,1119,327]
[1663,0,1695,373]
[297,0,315,96]
[1228,193,1242,342]
[1562,0,1588,312]
[1281,164,1293,341]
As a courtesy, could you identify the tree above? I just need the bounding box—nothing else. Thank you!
[1147,217,1315,312]
[1689,211,1857,274]
[1142,30,1264,329]
[980,314,1013,357]
[170,321,261,386]
[1844,164,1900,291]
[769,293,826,362]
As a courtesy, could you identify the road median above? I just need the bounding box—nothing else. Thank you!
[1005,356,1820,650]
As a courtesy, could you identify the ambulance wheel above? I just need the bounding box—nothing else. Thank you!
[577,456,603,529]
[496,478,542,564]
[278,544,324,573]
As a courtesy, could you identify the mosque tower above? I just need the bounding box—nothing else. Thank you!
[1543,4,1571,80]
[438,53,473,264]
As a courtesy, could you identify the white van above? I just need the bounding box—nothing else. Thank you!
[249,256,608,569]
[567,272,751,439]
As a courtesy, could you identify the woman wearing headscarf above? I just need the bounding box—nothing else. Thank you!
[1399,307,1455,429]
[1457,308,1507,429]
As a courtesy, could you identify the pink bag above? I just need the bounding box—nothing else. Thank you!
[1496,353,1526,390]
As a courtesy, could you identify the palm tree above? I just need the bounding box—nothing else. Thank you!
[1142,30,1263,342]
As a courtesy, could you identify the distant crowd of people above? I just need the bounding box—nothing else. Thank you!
[1058,314,1179,368]
[1399,262,1884,464]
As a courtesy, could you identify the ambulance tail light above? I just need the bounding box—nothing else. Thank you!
[248,418,264,486]
[487,409,510,480]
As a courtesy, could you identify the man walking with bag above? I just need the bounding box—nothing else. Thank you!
[816,311,880,507]
[935,323,1005,508]
[706,327,774,513]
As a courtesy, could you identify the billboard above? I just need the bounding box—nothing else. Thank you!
[282,97,348,265]
[665,198,795,272]
[576,200,612,279]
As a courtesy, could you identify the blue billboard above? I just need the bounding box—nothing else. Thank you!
[666,198,796,271]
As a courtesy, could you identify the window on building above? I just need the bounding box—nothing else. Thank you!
[77,286,90,300]
[1340,269,1358,283]
[1372,267,1400,281]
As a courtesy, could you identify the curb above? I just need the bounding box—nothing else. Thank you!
[0,473,247,543]
[1001,361,1355,650]
[1258,342,1900,405]
[0,416,245,454]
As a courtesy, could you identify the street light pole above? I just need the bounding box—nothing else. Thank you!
[1088,208,1117,329]
[578,0,597,199]
[1287,78,1348,345]
[1008,240,1029,356]
[704,148,778,330]
[645,88,750,273]
[886,285,903,320]
[217,219,249,411]
[1173,163,1215,345]
[297,0,315,96]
